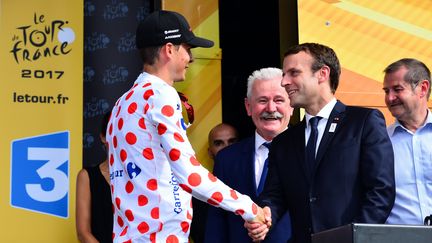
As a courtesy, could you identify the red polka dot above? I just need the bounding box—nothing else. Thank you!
[150,233,156,243]
[252,203,258,214]
[235,209,245,216]
[179,184,192,193]
[112,232,115,240]
[120,149,127,162]
[109,123,113,135]
[138,221,149,234]
[115,197,121,209]
[157,123,167,135]
[124,240,131,243]
[187,210,192,220]
[144,104,150,114]
[125,209,134,221]
[147,179,158,190]
[166,235,179,243]
[169,149,181,161]
[143,89,154,100]
[161,105,174,117]
[190,156,200,166]
[143,82,151,88]
[180,221,189,233]
[143,148,154,160]
[139,118,146,129]
[115,106,121,117]
[208,172,217,182]
[230,189,238,199]
[173,132,184,142]
[113,136,118,148]
[128,102,137,114]
[111,185,114,194]
[126,90,134,100]
[138,195,148,206]
[125,181,134,193]
[188,173,201,187]
[117,216,124,227]
[151,207,159,219]
[207,192,223,206]
[125,132,137,145]
[118,118,124,130]
[109,154,114,166]
[120,226,128,236]
[132,83,138,88]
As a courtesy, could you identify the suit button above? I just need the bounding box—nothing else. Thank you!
[309,197,317,202]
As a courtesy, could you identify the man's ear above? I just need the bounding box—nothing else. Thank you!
[208,147,214,160]
[244,97,252,116]
[160,43,175,59]
[317,65,330,84]
[418,79,430,99]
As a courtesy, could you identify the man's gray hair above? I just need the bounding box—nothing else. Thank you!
[246,67,283,99]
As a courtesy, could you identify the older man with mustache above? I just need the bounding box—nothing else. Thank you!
[204,67,293,243]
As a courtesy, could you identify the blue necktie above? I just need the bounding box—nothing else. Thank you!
[306,117,322,173]
[257,142,271,194]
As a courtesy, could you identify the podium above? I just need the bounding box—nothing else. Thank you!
[311,223,432,243]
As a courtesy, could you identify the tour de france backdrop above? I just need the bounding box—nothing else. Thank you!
[0,0,82,242]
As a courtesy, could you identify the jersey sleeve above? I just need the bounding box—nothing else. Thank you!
[147,87,258,221]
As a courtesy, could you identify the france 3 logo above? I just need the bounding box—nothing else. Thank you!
[11,131,70,218]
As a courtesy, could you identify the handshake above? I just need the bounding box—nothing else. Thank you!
[244,206,273,242]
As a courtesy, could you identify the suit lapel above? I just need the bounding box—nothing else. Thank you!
[293,119,312,183]
[315,101,346,169]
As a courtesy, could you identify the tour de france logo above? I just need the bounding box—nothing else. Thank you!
[9,13,76,80]
[10,13,75,65]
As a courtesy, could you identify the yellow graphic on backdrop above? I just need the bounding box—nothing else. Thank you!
[299,0,432,123]
[0,0,82,242]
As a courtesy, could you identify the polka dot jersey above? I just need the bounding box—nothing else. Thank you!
[107,72,258,243]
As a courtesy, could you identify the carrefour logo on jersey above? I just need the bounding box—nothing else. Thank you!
[11,131,70,218]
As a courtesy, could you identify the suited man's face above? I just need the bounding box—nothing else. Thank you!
[245,77,293,141]
[208,124,238,159]
[281,51,324,113]
[383,66,429,124]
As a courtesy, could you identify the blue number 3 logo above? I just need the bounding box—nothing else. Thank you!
[11,131,69,218]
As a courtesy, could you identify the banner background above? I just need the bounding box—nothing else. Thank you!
[298,0,432,124]
[0,0,82,241]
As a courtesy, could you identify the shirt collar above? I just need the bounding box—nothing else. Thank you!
[254,131,269,152]
[305,98,337,127]
[135,72,167,86]
[388,109,432,136]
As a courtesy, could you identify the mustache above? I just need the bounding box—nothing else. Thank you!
[260,111,284,119]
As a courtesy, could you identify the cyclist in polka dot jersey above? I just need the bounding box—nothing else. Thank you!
[107,10,269,243]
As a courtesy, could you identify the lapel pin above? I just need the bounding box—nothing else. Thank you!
[329,123,337,133]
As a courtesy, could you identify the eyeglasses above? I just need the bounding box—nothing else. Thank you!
[178,92,195,124]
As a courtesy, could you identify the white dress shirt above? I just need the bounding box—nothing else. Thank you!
[386,109,432,225]
[305,98,337,155]
[254,132,270,187]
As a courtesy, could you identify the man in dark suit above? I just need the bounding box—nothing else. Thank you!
[247,43,395,243]
[204,67,293,243]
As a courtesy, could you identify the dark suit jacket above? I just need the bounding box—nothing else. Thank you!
[260,101,395,243]
[205,136,292,243]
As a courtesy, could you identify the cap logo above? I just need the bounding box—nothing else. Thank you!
[164,29,179,34]
[164,29,181,40]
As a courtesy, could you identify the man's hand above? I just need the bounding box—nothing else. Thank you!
[244,206,272,242]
